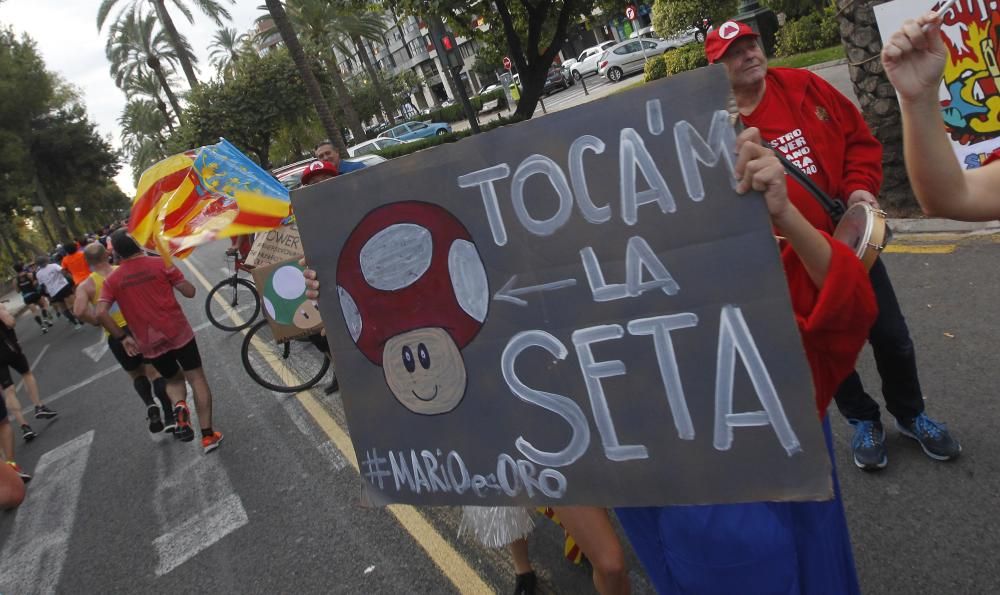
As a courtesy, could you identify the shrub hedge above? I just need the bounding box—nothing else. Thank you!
[663,44,708,75]
[420,89,508,124]
[644,55,669,82]
[775,4,841,57]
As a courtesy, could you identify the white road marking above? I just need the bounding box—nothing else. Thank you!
[151,406,247,576]
[0,431,95,594]
[82,336,110,362]
[14,344,49,392]
[43,364,120,407]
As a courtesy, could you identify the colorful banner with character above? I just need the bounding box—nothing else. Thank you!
[876,0,1000,169]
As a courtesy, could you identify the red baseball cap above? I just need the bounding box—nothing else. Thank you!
[704,20,759,64]
[301,160,339,185]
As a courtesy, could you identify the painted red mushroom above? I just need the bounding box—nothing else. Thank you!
[336,201,488,415]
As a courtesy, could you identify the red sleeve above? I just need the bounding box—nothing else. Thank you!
[164,263,185,286]
[809,73,883,198]
[782,233,877,415]
[99,275,116,306]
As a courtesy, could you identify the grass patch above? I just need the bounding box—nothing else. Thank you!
[610,79,647,96]
[769,45,845,69]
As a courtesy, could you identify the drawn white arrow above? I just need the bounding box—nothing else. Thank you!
[493,275,577,307]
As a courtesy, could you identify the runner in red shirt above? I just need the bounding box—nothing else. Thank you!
[707,21,960,471]
[97,230,222,452]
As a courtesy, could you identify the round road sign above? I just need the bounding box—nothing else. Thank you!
[503,56,512,71]
[625,5,637,20]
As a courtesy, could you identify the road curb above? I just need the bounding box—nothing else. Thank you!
[888,218,1000,234]
[807,58,849,71]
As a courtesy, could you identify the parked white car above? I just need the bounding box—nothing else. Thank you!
[569,41,617,80]
[597,38,676,82]
[347,137,406,158]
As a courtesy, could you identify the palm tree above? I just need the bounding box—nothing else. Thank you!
[120,98,171,181]
[97,0,234,89]
[105,8,189,123]
[121,70,175,131]
[209,26,246,77]
[276,0,386,141]
[263,0,348,156]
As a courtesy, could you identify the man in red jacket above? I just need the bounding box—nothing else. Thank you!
[706,21,961,470]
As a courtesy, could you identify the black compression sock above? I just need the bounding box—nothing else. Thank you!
[34,316,43,326]
[41,308,49,319]
[201,427,213,438]
[152,378,172,417]
[133,376,156,407]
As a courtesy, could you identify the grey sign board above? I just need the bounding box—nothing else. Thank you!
[293,65,832,507]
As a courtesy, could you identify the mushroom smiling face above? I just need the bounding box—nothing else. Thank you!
[381,327,467,415]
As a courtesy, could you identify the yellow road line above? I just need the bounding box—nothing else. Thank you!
[884,244,956,254]
[182,258,491,594]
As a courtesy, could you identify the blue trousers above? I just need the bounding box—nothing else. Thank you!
[615,418,859,595]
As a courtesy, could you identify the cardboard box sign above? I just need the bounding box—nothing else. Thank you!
[293,65,831,507]
[245,224,303,268]
[250,257,323,343]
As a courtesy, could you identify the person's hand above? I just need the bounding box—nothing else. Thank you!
[122,335,140,357]
[847,189,880,209]
[734,127,794,226]
[881,12,947,102]
[300,256,320,301]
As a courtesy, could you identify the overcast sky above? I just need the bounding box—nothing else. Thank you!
[0,0,265,197]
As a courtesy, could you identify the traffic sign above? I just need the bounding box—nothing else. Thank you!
[503,56,512,71]
[625,5,637,20]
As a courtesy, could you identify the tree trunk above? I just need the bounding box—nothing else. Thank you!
[265,0,348,157]
[153,0,199,89]
[495,0,575,120]
[324,56,367,142]
[155,96,175,133]
[838,0,915,214]
[31,171,71,242]
[149,57,184,125]
[354,35,396,124]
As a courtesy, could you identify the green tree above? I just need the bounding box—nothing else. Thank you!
[263,0,349,156]
[208,26,246,77]
[119,98,171,181]
[121,70,176,132]
[651,0,739,39]
[105,8,188,123]
[97,0,234,89]
[172,48,313,170]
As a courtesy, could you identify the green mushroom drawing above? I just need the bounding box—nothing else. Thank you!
[262,261,323,332]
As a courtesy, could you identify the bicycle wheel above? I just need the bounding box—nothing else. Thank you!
[241,320,331,393]
[206,277,260,332]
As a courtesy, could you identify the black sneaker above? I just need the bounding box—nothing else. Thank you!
[147,405,164,433]
[21,424,36,442]
[513,571,537,595]
[34,405,57,419]
[896,413,962,461]
[849,419,887,471]
[173,403,194,442]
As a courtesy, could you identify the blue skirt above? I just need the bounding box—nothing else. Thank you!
[615,418,859,595]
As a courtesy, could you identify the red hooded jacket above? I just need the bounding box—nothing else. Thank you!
[742,68,884,234]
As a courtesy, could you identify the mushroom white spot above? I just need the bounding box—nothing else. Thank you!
[360,223,433,291]
[263,296,276,320]
[448,239,489,322]
[338,286,363,342]
[273,265,306,300]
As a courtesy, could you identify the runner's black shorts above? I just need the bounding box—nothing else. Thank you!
[50,285,73,302]
[21,292,41,306]
[108,329,144,372]
[149,339,202,378]
[0,351,30,389]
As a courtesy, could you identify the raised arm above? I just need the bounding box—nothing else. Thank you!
[883,12,1000,220]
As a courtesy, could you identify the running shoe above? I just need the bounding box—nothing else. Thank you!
[34,405,57,419]
[41,326,48,334]
[173,403,194,442]
[7,461,31,483]
[849,419,887,471]
[73,322,83,330]
[896,413,962,461]
[147,404,164,433]
[21,424,36,442]
[201,431,224,454]
[162,422,177,434]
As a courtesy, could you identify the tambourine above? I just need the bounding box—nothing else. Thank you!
[832,203,891,270]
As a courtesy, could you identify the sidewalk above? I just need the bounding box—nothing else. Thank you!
[1,290,26,317]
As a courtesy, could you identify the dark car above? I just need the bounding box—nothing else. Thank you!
[543,65,572,95]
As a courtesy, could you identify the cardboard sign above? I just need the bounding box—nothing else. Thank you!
[293,65,832,507]
[245,224,303,268]
[250,257,323,343]
[875,0,1000,168]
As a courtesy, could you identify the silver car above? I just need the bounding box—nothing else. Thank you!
[597,39,676,83]
[569,41,617,80]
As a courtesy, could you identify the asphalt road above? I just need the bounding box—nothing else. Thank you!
[1,231,997,594]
